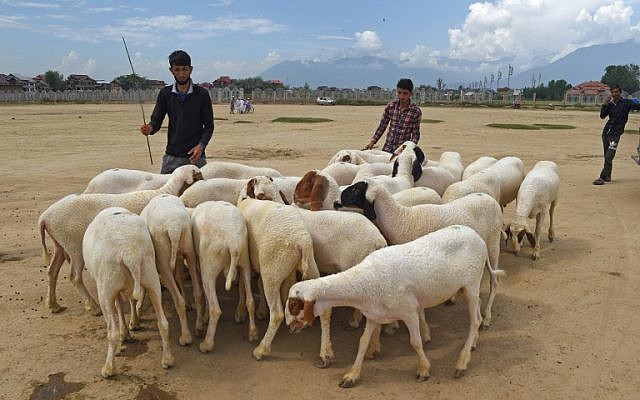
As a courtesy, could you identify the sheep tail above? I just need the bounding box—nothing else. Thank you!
[39,218,51,265]
[224,248,240,291]
[298,242,319,280]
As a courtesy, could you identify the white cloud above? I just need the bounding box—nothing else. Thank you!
[0,14,26,29]
[86,7,115,14]
[58,51,97,75]
[353,30,383,54]
[447,0,640,68]
[399,45,442,68]
[209,0,235,7]
[1,0,59,8]
[202,51,282,79]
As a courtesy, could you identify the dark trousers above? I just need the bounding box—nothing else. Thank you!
[600,133,620,179]
[161,153,207,174]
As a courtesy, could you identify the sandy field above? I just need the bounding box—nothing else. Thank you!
[1,102,639,400]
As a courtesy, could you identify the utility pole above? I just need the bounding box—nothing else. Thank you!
[507,64,514,89]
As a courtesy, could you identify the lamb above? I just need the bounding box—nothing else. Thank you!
[84,168,170,194]
[140,194,204,345]
[82,207,174,378]
[236,198,332,365]
[38,165,202,314]
[286,225,506,387]
[180,178,248,207]
[320,162,360,186]
[327,149,392,165]
[190,201,257,353]
[200,161,282,179]
[506,161,560,260]
[483,156,525,208]
[392,142,458,195]
[360,144,422,195]
[462,156,498,180]
[441,168,502,204]
[338,179,503,326]
[393,187,442,207]
[435,151,464,181]
[293,170,342,210]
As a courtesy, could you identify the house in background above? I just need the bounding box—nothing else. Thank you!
[7,73,36,91]
[564,81,610,104]
[66,74,97,91]
[0,74,25,92]
[149,79,166,90]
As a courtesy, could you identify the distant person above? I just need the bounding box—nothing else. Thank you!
[364,78,422,153]
[140,50,214,173]
[593,84,640,185]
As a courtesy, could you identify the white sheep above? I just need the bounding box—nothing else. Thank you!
[360,145,422,195]
[190,201,257,353]
[435,151,464,181]
[350,162,394,183]
[140,194,204,345]
[82,207,174,378]
[327,149,392,165]
[338,179,503,327]
[393,187,442,207]
[292,170,342,211]
[462,156,498,180]
[180,178,248,208]
[84,168,171,194]
[38,165,202,314]
[320,162,360,186]
[414,166,457,196]
[236,198,333,365]
[201,161,282,179]
[507,161,560,260]
[483,156,525,208]
[286,225,506,387]
[272,176,302,205]
[441,167,502,204]
[393,142,458,195]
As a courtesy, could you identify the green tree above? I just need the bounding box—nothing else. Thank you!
[111,74,151,90]
[601,64,640,93]
[44,70,65,91]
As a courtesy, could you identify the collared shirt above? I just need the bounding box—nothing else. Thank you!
[149,80,214,158]
[371,100,422,153]
[600,98,640,136]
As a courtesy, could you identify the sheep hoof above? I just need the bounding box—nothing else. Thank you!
[179,334,193,346]
[49,305,67,314]
[248,328,259,342]
[531,253,540,260]
[339,377,358,388]
[199,341,213,354]
[480,320,491,330]
[161,354,174,369]
[101,365,115,379]
[315,357,331,369]
[454,369,465,378]
[90,308,103,317]
[252,347,267,360]
[365,350,380,360]
[416,373,430,382]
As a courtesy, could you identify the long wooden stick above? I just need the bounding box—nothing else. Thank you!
[122,36,153,165]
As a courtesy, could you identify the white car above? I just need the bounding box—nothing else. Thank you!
[316,96,335,105]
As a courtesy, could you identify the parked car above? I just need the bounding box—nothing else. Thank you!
[316,96,335,105]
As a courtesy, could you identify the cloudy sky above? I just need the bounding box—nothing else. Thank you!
[1,0,639,82]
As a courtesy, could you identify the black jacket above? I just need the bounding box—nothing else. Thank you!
[149,83,214,157]
[600,98,640,136]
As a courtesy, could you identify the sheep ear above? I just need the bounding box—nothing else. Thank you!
[279,191,290,205]
[517,229,526,244]
[246,178,256,199]
[414,146,425,165]
[310,175,329,211]
[288,297,304,316]
[392,160,399,177]
[412,160,423,181]
[525,230,536,247]
[341,155,351,163]
[303,300,316,326]
[267,176,274,182]
[362,200,376,221]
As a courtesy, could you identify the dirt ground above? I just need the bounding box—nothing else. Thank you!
[1,102,639,400]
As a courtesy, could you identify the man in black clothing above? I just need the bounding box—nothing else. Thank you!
[140,50,214,173]
[593,84,640,185]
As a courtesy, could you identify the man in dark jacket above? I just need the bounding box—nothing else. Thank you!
[140,50,214,173]
[593,84,640,185]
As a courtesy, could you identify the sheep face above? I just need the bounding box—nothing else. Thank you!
[294,170,328,211]
[243,176,280,201]
[339,181,376,220]
[285,296,316,333]
[507,222,535,255]
[391,151,423,182]
[174,165,204,195]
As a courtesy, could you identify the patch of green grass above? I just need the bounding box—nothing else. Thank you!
[214,117,228,121]
[625,129,639,135]
[272,117,333,123]
[487,123,541,130]
[234,120,253,124]
[533,123,576,130]
[421,119,444,123]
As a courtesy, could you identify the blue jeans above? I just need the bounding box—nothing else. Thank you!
[161,153,206,174]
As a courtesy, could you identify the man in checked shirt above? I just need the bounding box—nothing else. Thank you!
[364,78,422,153]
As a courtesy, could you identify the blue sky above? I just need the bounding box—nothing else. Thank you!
[1,0,639,83]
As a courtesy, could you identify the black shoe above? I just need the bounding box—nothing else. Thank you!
[592,178,605,185]
[632,154,640,165]
[603,176,611,182]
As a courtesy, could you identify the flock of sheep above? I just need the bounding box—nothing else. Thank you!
[37,142,560,387]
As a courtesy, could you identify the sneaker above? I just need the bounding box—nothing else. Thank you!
[603,176,611,182]
[592,178,605,185]
[632,154,640,165]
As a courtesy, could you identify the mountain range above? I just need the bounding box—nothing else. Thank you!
[261,40,640,89]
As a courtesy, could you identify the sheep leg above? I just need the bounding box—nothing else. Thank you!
[252,279,284,360]
[419,310,431,343]
[404,312,431,382]
[129,289,142,331]
[174,257,190,310]
[235,275,247,323]
[531,212,546,260]
[115,293,132,345]
[455,288,481,378]
[365,323,381,359]
[183,250,205,337]
[146,279,174,369]
[99,293,118,378]
[163,271,192,346]
[240,265,258,341]
[280,270,297,307]
[339,319,379,388]
[69,257,101,316]
[46,243,67,313]
[548,200,557,242]
[346,309,362,330]
[256,279,269,320]
[199,269,222,353]
[316,309,334,368]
